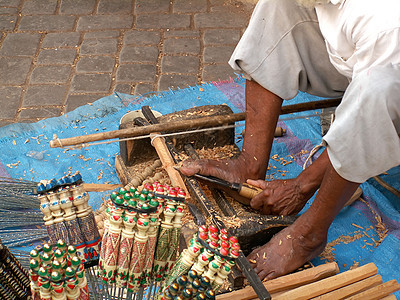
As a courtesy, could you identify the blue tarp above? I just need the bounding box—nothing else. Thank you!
[0,76,399,297]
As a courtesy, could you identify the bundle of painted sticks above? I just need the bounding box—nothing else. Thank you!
[0,238,31,300]
[28,240,89,300]
[162,271,217,300]
[37,172,101,262]
[161,224,241,298]
[217,261,400,300]
[98,182,186,294]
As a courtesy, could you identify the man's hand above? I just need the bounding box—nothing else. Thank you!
[247,178,310,216]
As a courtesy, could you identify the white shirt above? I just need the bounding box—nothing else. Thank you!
[315,0,400,80]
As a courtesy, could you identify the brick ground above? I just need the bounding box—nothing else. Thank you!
[0,0,254,126]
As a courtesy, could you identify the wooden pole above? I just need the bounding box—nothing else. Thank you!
[272,263,378,300]
[50,98,341,148]
[311,274,382,299]
[346,279,400,300]
[216,262,339,300]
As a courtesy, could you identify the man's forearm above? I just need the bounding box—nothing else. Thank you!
[242,80,283,179]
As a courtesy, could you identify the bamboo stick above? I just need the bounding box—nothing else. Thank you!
[345,279,400,300]
[311,274,382,299]
[272,263,378,300]
[49,98,342,148]
[216,262,339,300]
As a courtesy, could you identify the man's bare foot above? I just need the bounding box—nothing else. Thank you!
[247,178,317,215]
[247,216,327,281]
[180,153,265,183]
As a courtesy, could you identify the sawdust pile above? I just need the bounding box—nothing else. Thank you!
[319,197,389,264]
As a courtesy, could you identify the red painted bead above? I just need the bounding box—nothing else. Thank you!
[209,225,218,233]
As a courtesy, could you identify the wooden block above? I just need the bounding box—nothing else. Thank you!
[346,279,400,300]
[273,263,378,300]
[311,274,382,299]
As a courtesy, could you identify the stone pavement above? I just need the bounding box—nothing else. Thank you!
[0,0,255,127]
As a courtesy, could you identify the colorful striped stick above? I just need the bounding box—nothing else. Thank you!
[72,184,101,260]
[98,197,115,269]
[101,207,123,283]
[127,213,150,292]
[59,188,87,262]
[39,194,58,244]
[71,257,89,300]
[65,267,80,300]
[115,209,136,288]
[48,192,70,245]
[152,201,176,280]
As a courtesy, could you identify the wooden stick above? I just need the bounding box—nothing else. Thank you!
[50,98,341,148]
[311,274,382,299]
[82,183,122,192]
[216,262,339,300]
[150,132,188,194]
[381,295,397,300]
[272,263,378,300]
[346,279,400,300]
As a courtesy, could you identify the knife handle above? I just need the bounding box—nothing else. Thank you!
[238,183,263,199]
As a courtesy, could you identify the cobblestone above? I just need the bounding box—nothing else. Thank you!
[19,15,76,31]
[0,0,254,125]
[97,0,133,14]
[136,14,191,29]
[23,85,68,106]
[42,32,81,48]
[163,38,201,55]
[30,65,71,84]
[0,57,32,85]
[80,39,118,55]
[0,33,41,56]
[158,74,198,91]
[203,45,236,63]
[21,0,58,14]
[203,29,241,44]
[0,87,21,119]
[120,46,159,63]
[76,56,115,73]
[0,16,17,31]
[37,49,77,65]
[124,31,160,45]
[161,55,199,74]
[71,74,112,93]
[77,15,133,30]
[60,0,96,14]
[116,64,156,82]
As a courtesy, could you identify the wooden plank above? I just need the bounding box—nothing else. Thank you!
[311,275,382,299]
[216,262,339,300]
[272,263,378,300]
[346,280,400,300]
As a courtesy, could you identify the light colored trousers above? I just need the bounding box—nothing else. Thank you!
[229,0,400,183]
